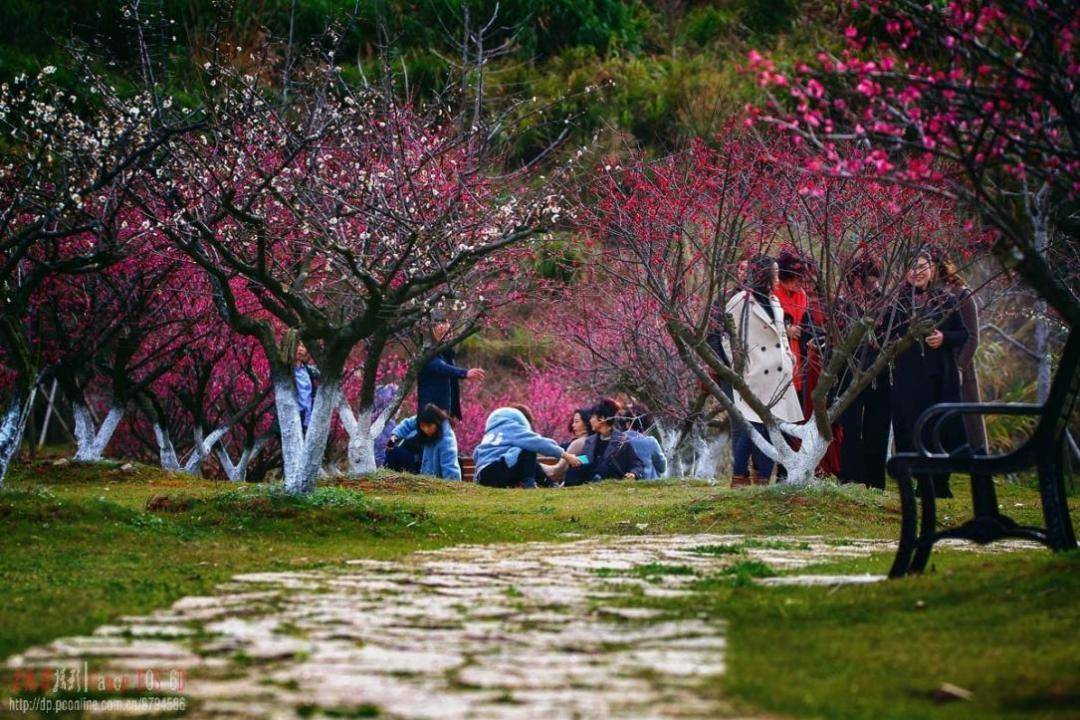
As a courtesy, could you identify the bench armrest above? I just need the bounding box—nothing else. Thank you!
[913,403,1042,455]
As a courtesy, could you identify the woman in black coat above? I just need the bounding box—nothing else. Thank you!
[890,251,969,498]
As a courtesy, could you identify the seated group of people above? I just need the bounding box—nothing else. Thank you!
[384,399,667,489]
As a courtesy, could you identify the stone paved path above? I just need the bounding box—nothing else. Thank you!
[5,534,1035,719]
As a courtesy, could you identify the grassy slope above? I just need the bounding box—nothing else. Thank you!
[0,460,1077,719]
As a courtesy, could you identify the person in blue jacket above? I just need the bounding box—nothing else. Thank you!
[417,320,486,420]
[293,343,320,431]
[473,405,582,488]
[385,404,462,480]
[623,406,668,480]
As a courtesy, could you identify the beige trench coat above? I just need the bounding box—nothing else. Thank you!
[721,291,803,424]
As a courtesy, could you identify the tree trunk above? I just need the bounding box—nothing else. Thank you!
[273,367,341,494]
[218,437,267,483]
[1035,304,1051,403]
[338,402,390,475]
[0,385,36,488]
[182,424,230,475]
[1031,187,1052,403]
[153,423,181,470]
[751,420,828,485]
[71,403,124,462]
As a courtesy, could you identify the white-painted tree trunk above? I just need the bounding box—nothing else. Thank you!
[153,423,181,470]
[0,387,36,488]
[690,433,728,481]
[71,403,125,462]
[274,370,341,494]
[217,437,267,483]
[338,401,391,476]
[750,420,828,485]
[1031,186,1052,404]
[182,425,230,475]
[658,424,728,482]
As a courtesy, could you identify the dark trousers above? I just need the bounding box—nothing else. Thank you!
[892,375,964,499]
[838,378,891,489]
[733,423,775,479]
[386,445,421,474]
[476,451,543,489]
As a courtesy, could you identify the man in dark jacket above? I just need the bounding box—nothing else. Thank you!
[565,398,645,486]
[417,321,486,420]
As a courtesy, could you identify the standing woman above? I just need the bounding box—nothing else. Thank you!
[721,255,803,487]
[938,256,987,453]
[891,251,969,498]
[836,259,892,489]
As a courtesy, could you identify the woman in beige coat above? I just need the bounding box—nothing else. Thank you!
[722,256,803,486]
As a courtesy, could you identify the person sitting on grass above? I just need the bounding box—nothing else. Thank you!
[564,398,644,486]
[385,403,462,481]
[473,404,582,489]
[622,405,667,480]
[543,407,595,485]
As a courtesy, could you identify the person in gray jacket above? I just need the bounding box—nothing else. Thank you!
[622,406,667,479]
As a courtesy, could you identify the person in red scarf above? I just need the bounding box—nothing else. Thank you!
[774,252,809,396]
[775,252,843,478]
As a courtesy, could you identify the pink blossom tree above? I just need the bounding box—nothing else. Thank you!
[750,0,1080,326]
[30,234,191,462]
[581,133,985,482]
[0,59,196,485]
[143,37,574,493]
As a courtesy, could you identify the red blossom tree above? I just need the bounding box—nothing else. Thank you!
[0,59,196,485]
[141,36,574,493]
[580,133,987,481]
[751,0,1079,326]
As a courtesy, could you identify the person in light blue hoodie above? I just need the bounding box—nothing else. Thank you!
[386,404,462,480]
[622,407,667,480]
[473,404,582,488]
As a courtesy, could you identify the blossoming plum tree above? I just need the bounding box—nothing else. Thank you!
[0,60,195,486]
[751,0,1079,326]
[144,38,573,493]
[582,133,985,482]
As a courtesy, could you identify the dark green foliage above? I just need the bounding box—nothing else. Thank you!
[0,0,830,155]
[680,6,733,47]
[733,0,799,37]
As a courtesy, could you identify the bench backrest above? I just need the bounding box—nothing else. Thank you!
[460,456,475,483]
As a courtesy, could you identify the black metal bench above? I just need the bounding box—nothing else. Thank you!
[887,328,1079,578]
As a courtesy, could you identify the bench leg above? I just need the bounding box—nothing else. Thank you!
[1039,453,1078,552]
[889,466,918,578]
[911,476,938,573]
[970,472,999,519]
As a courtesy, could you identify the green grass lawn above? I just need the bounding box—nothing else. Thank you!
[0,458,1076,719]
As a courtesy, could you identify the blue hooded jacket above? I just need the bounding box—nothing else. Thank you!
[472,407,564,476]
[390,417,462,480]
